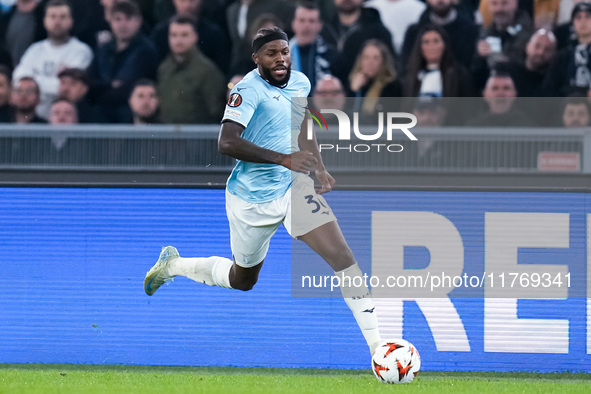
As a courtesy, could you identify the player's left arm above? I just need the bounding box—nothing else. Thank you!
[298,115,335,195]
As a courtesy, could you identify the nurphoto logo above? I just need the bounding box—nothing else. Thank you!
[306,108,418,153]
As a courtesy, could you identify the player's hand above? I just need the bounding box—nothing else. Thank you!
[282,151,317,173]
[315,169,335,195]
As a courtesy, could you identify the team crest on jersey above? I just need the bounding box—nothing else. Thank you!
[227,93,242,107]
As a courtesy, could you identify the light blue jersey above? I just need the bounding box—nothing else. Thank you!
[222,69,311,203]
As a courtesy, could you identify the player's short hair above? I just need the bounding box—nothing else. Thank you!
[111,0,141,18]
[169,14,198,33]
[58,68,89,85]
[252,26,288,53]
[45,0,72,15]
[0,65,12,85]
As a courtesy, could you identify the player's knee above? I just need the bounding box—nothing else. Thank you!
[328,247,355,270]
[333,246,354,263]
[233,280,257,291]
[231,277,258,291]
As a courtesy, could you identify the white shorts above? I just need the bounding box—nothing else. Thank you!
[226,174,337,268]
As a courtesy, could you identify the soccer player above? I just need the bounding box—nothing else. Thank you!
[144,27,381,355]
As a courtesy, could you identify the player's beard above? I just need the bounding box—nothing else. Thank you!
[260,64,291,88]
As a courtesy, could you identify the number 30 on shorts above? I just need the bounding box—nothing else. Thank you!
[304,194,328,214]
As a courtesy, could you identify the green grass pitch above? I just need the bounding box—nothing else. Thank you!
[0,364,590,394]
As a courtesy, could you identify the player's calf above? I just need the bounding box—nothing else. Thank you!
[228,261,264,291]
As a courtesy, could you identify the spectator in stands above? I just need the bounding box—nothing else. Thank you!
[91,0,121,48]
[226,0,295,76]
[478,0,534,28]
[89,0,159,123]
[153,0,229,29]
[365,0,426,55]
[412,96,448,165]
[10,76,47,123]
[475,0,534,65]
[0,65,12,122]
[348,39,401,119]
[509,29,557,96]
[561,95,591,126]
[151,0,230,73]
[323,0,395,83]
[0,0,46,67]
[467,70,531,126]
[58,68,106,123]
[289,1,338,92]
[158,15,225,124]
[553,0,585,51]
[474,28,557,95]
[68,0,110,50]
[554,20,576,52]
[544,2,591,96]
[413,96,447,126]
[402,0,478,71]
[128,78,160,124]
[403,25,473,97]
[48,97,78,124]
[312,74,346,111]
[13,0,94,120]
[229,13,284,76]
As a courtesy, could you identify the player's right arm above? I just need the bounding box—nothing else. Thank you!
[218,120,317,173]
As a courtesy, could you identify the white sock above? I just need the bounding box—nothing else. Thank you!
[168,256,233,289]
[336,263,381,353]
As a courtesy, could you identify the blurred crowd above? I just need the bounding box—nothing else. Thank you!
[0,0,589,128]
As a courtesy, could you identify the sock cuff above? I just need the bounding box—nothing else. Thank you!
[335,263,370,298]
[335,263,363,278]
[212,257,233,289]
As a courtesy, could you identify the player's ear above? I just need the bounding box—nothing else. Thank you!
[252,52,259,65]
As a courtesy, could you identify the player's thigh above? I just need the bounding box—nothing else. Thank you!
[298,221,355,271]
[285,174,337,238]
[226,190,283,268]
[286,175,354,271]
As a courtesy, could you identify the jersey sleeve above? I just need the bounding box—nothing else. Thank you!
[222,83,259,128]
